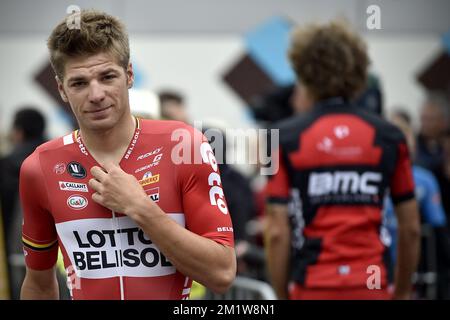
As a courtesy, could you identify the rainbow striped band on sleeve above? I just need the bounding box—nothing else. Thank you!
[22,237,58,251]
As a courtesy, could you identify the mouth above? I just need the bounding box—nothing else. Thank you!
[85,105,112,114]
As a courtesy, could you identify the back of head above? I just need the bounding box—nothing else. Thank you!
[13,108,46,141]
[158,90,184,107]
[47,9,130,81]
[289,19,369,102]
[158,90,188,122]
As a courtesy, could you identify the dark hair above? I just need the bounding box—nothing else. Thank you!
[158,90,184,105]
[13,108,46,140]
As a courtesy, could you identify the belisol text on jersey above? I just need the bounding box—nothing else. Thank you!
[71,227,172,270]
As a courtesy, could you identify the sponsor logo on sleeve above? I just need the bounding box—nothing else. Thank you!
[67,195,88,210]
[68,162,87,179]
[59,181,89,192]
[217,227,233,232]
[200,142,228,215]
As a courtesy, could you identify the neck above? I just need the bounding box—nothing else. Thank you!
[79,113,136,165]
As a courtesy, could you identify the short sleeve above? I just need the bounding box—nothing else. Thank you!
[176,126,234,247]
[265,147,291,204]
[390,141,415,205]
[20,151,58,270]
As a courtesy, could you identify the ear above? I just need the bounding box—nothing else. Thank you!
[56,76,69,103]
[126,63,134,89]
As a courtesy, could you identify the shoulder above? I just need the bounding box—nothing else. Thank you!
[139,119,207,152]
[36,133,75,154]
[354,108,405,143]
[20,135,69,176]
[139,119,193,135]
[272,113,317,146]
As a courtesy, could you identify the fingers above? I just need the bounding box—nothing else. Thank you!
[91,192,104,205]
[91,166,108,182]
[88,178,103,194]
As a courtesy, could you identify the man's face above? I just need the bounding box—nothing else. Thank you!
[57,52,133,132]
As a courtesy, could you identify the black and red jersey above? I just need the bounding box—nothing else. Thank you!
[266,98,415,289]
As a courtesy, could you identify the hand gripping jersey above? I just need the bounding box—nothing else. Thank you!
[20,118,234,300]
[266,98,415,290]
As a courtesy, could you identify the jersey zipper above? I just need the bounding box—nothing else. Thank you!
[112,210,125,300]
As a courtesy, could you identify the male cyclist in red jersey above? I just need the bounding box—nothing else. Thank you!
[19,10,235,300]
[264,20,420,300]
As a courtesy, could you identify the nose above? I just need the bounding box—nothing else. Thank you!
[88,80,106,104]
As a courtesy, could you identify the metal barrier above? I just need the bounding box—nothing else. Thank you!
[204,276,276,300]
[413,224,438,299]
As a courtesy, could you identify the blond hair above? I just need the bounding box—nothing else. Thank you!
[47,10,130,81]
[289,20,369,101]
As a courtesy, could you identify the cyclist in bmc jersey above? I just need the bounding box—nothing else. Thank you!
[264,20,420,300]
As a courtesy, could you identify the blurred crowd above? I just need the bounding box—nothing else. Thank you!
[1,21,450,300]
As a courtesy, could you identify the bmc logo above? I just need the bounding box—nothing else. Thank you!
[200,142,228,215]
[308,171,382,196]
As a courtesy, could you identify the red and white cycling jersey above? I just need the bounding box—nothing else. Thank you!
[20,118,234,300]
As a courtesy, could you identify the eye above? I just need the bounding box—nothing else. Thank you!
[71,81,87,88]
[103,74,117,81]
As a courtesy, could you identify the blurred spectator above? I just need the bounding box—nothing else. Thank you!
[415,93,450,176]
[250,85,295,126]
[354,74,384,116]
[0,107,47,298]
[264,20,420,300]
[385,110,450,299]
[1,108,46,242]
[158,90,190,123]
